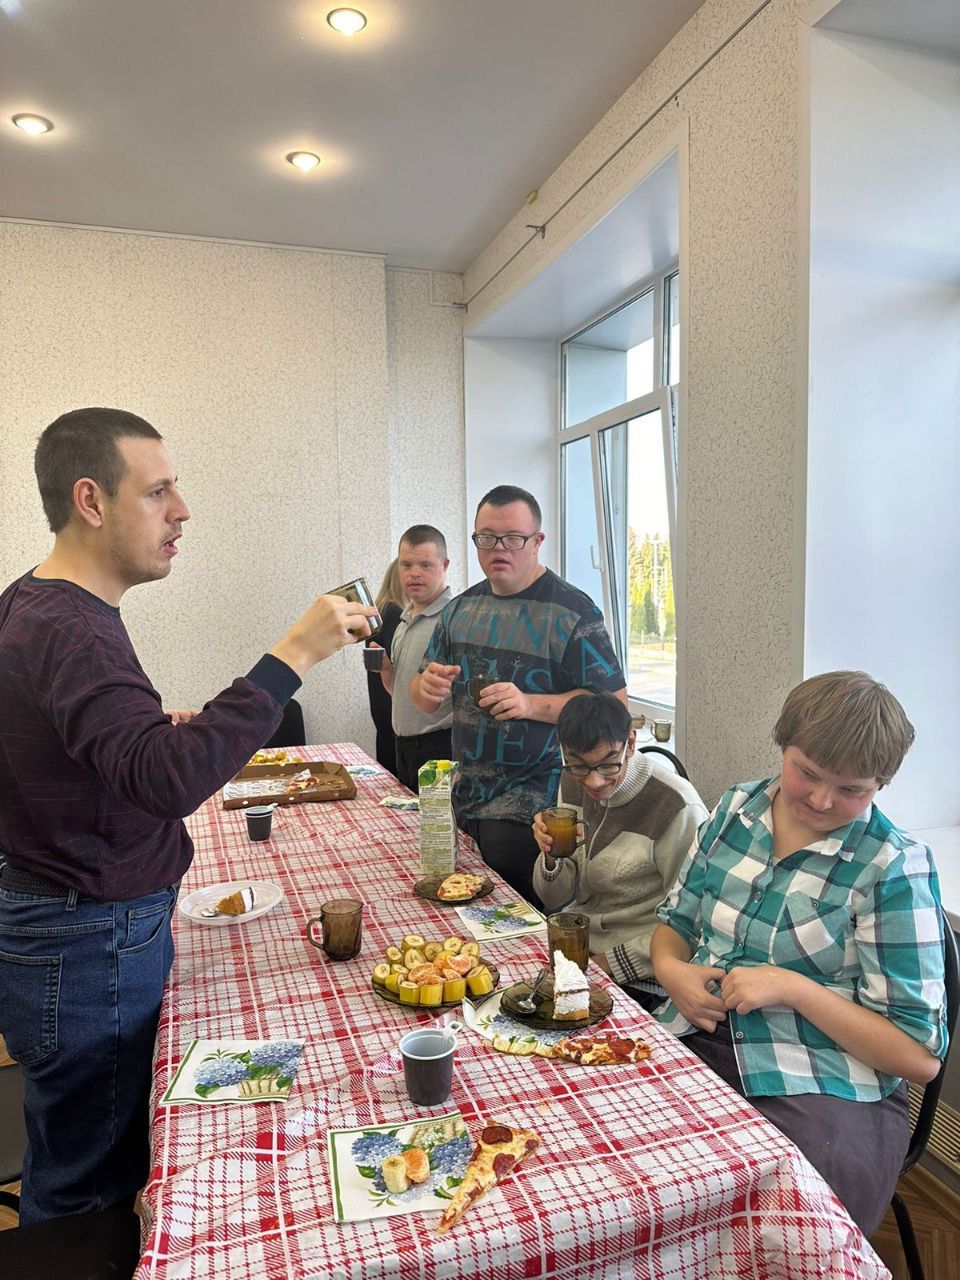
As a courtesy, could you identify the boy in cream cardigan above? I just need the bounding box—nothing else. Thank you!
[532,692,707,1010]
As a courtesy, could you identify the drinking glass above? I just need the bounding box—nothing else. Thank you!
[307,898,363,961]
[547,912,591,971]
[541,806,579,857]
[468,672,498,710]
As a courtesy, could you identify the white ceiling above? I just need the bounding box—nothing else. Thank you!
[818,0,960,57]
[0,0,706,271]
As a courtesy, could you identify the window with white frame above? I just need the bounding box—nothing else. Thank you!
[560,267,680,713]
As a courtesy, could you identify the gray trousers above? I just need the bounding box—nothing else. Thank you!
[684,1022,908,1237]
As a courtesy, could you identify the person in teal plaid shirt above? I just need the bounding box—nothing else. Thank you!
[651,671,948,1236]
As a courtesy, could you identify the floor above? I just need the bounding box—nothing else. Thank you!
[0,1171,957,1275]
[870,1176,959,1280]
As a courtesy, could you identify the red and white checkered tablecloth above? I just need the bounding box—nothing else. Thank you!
[136,745,890,1280]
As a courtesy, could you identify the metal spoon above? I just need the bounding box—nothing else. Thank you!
[514,966,549,1014]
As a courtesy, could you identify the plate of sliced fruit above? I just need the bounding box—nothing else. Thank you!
[370,933,499,1009]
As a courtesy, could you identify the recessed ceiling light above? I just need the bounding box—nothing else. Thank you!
[286,151,322,173]
[12,113,54,136]
[327,7,367,36]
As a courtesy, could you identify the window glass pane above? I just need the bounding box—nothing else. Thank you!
[562,290,655,427]
[599,409,675,709]
[666,272,680,386]
[561,436,603,605]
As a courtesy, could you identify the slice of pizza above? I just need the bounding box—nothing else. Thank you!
[437,873,486,900]
[549,1034,652,1065]
[435,1122,540,1233]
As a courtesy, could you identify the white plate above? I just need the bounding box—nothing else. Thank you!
[178,880,284,927]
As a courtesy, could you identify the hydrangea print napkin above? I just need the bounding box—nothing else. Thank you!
[379,795,419,811]
[454,901,546,941]
[328,1112,471,1223]
[161,1039,304,1105]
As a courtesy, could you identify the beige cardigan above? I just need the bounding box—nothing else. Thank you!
[533,753,707,985]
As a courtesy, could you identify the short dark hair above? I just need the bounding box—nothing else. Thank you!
[399,524,447,559]
[35,407,162,533]
[476,485,541,528]
[557,692,632,756]
[773,670,915,788]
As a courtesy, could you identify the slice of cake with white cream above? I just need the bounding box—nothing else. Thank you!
[552,950,590,1021]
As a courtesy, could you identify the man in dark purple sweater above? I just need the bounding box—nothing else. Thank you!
[0,407,374,1224]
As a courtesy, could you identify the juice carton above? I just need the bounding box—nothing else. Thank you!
[418,759,457,877]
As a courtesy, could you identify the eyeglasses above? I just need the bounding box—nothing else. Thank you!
[471,532,539,551]
[560,742,629,780]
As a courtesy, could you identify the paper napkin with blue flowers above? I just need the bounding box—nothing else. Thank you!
[161,1039,305,1105]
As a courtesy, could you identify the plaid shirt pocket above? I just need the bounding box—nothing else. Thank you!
[772,893,850,976]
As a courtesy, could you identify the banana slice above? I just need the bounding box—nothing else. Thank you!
[381,1154,409,1193]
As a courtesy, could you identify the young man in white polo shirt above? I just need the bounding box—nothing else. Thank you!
[373,525,453,791]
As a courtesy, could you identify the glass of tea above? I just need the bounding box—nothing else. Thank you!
[326,577,382,641]
[547,912,591,972]
[541,805,580,857]
[468,671,498,710]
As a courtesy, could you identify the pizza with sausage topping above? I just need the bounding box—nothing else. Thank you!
[435,1122,540,1233]
[548,1034,651,1065]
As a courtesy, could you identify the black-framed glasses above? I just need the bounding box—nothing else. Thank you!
[471,532,539,551]
[560,741,629,780]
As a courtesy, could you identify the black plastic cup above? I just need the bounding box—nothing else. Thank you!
[399,1029,455,1106]
[245,805,274,841]
[363,646,384,672]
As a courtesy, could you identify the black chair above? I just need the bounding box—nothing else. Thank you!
[0,1059,25,1214]
[890,906,960,1280]
[264,698,305,749]
[639,744,689,779]
[0,1206,141,1279]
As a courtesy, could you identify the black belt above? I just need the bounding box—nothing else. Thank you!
[0,860,71,897]
[396,728,451,745]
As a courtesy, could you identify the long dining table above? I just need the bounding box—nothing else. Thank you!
[135,744,890,1280]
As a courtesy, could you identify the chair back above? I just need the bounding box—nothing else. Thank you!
[900,906,960,1176]
[638,745,689,780]
[264,698,306,749]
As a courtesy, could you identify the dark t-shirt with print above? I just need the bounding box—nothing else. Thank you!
[425,568,625,823]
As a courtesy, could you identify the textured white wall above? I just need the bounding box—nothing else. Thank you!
[463,338,559,586]
[0,223,464,756]
[806,33,960,828]
[464,0,807,803]
[386,268,467,592]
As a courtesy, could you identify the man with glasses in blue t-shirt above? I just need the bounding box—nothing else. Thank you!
[410,485,627,905]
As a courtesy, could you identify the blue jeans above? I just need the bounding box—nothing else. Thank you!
[0,882,177,1223]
